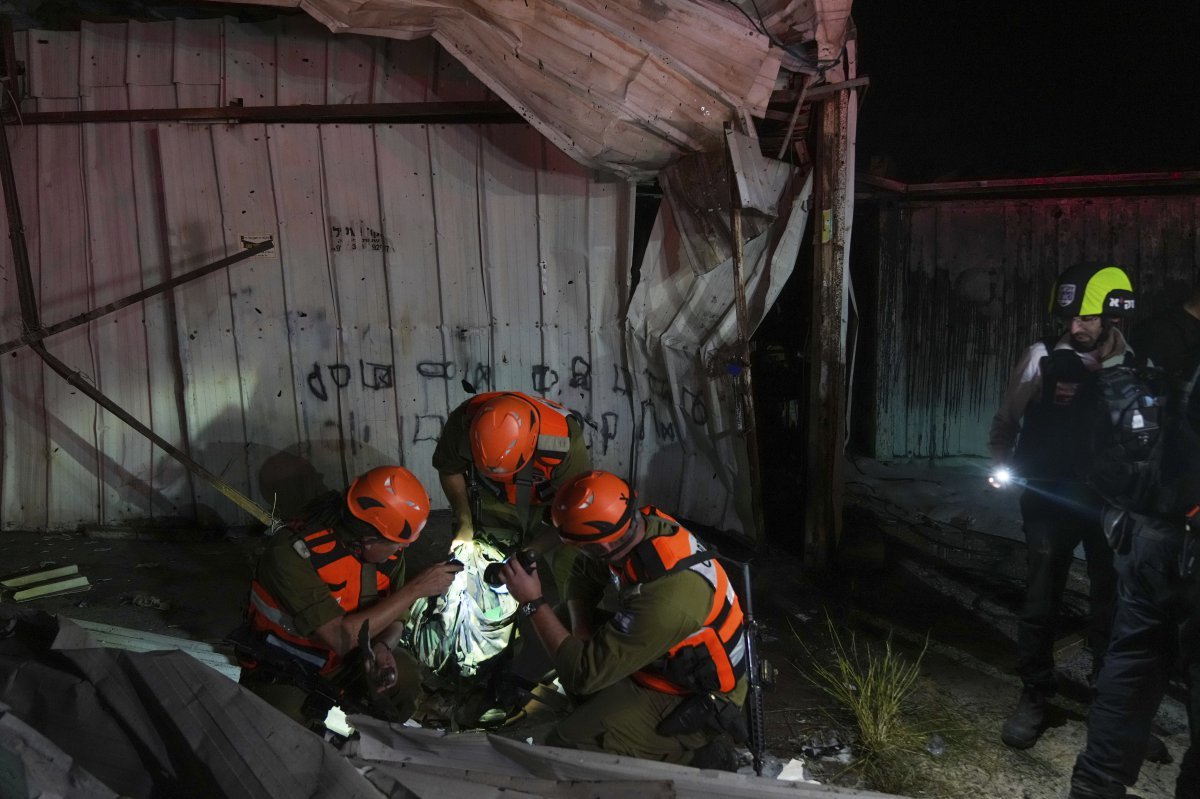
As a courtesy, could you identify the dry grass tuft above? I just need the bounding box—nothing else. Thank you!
[793,616,991,797]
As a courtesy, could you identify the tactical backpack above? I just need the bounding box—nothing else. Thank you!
[1083,364,1166,512]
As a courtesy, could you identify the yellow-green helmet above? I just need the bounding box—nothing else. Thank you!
[1049,264,1135,318]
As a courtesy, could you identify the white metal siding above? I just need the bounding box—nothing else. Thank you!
[1,19,641,530]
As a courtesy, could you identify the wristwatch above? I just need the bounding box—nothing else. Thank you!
[519,596,547,618]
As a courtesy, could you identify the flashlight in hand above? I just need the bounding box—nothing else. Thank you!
[988,467,1014,489]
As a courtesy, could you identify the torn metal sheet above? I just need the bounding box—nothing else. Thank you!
[627,169,813,537]
[349,724,903,798]
[0,613,378,798]
[219,0,808,180]
[0,704,118,799]
[64,617,242,681]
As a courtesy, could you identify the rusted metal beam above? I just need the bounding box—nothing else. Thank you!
[859,170,1200,198]
[804,86,852,570]
[0,239,274,356]
[0,106,39,332]
[9,101,525,126]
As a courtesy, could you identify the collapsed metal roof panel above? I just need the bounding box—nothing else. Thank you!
[210,0,852,179]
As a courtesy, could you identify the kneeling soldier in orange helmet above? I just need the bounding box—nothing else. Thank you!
[499,470,748,768]
[235,465,462,730]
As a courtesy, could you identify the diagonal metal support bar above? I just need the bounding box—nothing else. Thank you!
[0,239,274,356]
[0,116,275,528]
[30,342,273,526]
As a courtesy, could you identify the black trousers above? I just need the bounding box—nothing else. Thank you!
[1017,483,1115,691]
[1073,516,1200,796]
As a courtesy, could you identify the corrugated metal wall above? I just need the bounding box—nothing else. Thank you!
[872,194,1200,461]
[0,18,637,530]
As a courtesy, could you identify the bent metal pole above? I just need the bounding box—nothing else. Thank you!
[0,113,275,527]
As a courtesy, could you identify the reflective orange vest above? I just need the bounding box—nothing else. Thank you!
[466,391,574,505]
[619,508,747,695]
[246,528,394,674]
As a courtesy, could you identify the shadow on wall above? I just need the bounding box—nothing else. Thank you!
[257,446,333,522]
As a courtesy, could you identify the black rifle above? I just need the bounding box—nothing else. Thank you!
[738,559,769,776]
[709,550,769,776]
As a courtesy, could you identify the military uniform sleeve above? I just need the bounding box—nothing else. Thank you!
[432,400,473,475]
[988,341,1047,464]
[381,555,412,623]
[255,534,344,636]
[552,570,713,695]
[560,546,610,605]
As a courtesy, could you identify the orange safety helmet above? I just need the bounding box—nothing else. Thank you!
[551,470,637,545]
[469,393,541,480]
[345,466,430,544]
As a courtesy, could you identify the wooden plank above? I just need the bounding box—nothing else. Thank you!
[82,92,156,523]
[211,123,301,515]
[1,564,78,588]
[479,125,541,394]
[11,575,90,601]
[79,22,128,89]
[537,137,592,408]
[804,89,852,561]
[319,123,402,477]
[38,98,101,531]
[0,118,50,529]
[25,29,80,99]
[275,16,328,105]
[265,124,347,507]
[375,123,449,495]
[174,18,223,108]
[429,125,490,411]
[224,20,278,107]
[157,123,251,526]
[326,34,377,104]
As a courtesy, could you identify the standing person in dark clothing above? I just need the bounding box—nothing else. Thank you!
[989,264,1135,750]
[1069,287,1200,799]
[1131,287,1200,377]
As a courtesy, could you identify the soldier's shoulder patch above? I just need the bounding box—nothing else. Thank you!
[610,610,635,635]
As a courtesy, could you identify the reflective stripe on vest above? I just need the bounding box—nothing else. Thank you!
[620,508,747,695]
[467,392,574,505]
[246,528,393,674]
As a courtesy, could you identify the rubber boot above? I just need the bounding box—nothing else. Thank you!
[1001,686,1047,749]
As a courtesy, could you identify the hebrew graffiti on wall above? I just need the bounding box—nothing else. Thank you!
[328,220,394,253]
[298,351,709,462]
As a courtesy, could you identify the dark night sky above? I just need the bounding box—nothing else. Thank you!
[852,1,1200,182]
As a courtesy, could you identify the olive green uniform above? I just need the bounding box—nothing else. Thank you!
[432,398,597,598]
[240,529,422,726]
[548,516,748,764]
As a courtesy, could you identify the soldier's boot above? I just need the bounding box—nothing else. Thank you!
[689,739,738,772]
[1067,772,1141,799]
[1001,686,1048,749]
[1143,733,1173,764]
